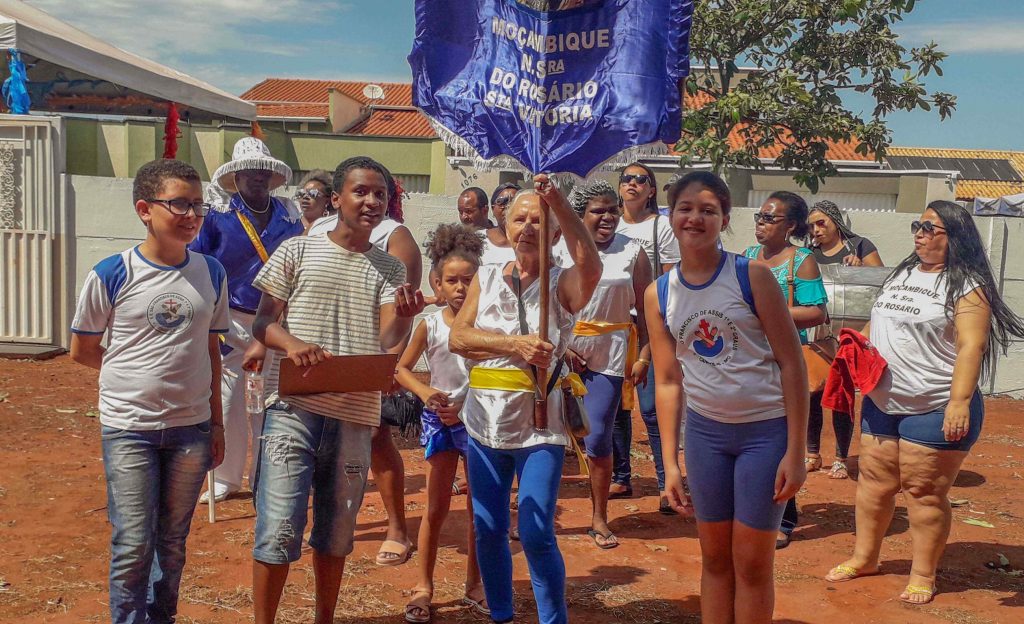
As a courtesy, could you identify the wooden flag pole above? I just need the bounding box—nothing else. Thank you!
[207,470,216,524]
[534,191,550,431]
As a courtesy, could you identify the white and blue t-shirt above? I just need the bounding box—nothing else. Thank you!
[72,247,230,430]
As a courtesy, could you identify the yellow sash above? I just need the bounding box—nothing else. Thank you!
[235,210,270,263]
[573,320,639,409]
[468,367,587,397]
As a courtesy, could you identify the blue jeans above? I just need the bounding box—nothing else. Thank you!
[252,402,372,563]
[611,365,665,489]
[467,437,567,624]
[101,421,212,624]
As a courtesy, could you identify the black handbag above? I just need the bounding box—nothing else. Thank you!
[511,267,590,438]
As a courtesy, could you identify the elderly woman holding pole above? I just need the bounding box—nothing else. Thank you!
[450,174,601,624]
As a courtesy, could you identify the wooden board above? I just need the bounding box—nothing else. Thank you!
[279,354,399,395]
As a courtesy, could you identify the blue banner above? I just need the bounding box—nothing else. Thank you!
[409,0,693,177]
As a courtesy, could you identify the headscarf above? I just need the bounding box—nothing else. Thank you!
[809,200,856,248]
[568,179,619,215]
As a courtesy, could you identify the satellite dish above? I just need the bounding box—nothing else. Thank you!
[362,84,385,102]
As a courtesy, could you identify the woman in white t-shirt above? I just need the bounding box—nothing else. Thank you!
[826,201,1024,605]
[610,162,680,512]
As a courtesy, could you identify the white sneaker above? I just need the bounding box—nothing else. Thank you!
[198,482,237,504]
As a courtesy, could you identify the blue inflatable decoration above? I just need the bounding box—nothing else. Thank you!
[3,48,32,114]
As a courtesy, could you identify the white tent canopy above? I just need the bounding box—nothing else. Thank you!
[0,0,255,121]
[974,192,1024,217]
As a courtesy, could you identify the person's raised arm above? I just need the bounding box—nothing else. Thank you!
[791,253,828,328]
[533,175,600,314]
[449,273,553,365]
[751,262,808,502]
[643,281,691,516]
[253,292,331,368]
[630,251,654,387]
[944,288,991,442]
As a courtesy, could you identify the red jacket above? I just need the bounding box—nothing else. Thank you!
[821,329,888,414]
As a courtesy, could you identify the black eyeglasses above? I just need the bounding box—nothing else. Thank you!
[619,174,652,186]
[294,188,327,201]
[911,220,946,237]
[148,198,213,217]
[753,212,786,225]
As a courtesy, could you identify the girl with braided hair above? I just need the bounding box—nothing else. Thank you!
[807,200,883,267]
[557,180,653,548]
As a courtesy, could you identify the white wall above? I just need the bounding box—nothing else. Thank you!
[66,176,1024,395]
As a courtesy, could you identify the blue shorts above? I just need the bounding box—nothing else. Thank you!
[683,409,788,532]
[581,371,623,458]
[861,391,984,452]
[420,408,468,459]
[252,402,372,563]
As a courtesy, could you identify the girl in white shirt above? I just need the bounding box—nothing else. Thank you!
[826,201,1024,605]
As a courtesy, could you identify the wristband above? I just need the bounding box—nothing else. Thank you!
[636,359,650,366]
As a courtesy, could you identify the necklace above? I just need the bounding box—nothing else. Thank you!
[240,194,271,215]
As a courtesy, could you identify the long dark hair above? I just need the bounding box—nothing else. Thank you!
[620,162,659,214]
[886,200,1024,378]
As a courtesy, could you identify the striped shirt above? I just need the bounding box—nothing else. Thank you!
[253,233,405,425]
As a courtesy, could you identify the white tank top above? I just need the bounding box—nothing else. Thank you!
[567,234,642,376]
[480,237,517,266]
[462,263,575,449]
[659,252,786,423]
[423,309,470,404]
[305,216,403,254]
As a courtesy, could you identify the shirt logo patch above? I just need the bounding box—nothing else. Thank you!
[679,310,739,366]
[147,293,194,334]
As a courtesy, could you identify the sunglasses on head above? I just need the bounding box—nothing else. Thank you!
[294,188,327,201]
[619,174,652,186]
[753,212,786,225]
[911,220,946,236]
[494,195,513,207]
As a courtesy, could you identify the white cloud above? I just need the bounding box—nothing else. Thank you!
[900,20,1024,54]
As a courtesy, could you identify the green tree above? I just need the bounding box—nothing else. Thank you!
[681,0,955,191]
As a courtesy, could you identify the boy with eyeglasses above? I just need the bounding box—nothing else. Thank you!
[70,159,229,624]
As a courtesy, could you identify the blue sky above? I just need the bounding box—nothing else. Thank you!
[27,0,1024,151]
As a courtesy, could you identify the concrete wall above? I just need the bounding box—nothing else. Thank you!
[64,176,1024,395]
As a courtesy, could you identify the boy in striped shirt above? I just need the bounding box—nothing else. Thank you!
[249,156,425,624]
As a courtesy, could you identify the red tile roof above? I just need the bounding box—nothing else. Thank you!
[346,108,437,138]
[244,79,874,160]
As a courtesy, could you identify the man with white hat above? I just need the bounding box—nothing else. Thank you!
[190,137,303,502]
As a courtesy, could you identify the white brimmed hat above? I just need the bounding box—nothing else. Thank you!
[212,137,292,193]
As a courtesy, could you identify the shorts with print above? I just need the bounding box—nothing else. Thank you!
[252,401,372,563]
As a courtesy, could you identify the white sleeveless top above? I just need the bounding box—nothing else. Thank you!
[659,252,785,423]
[480,237,517,266]
[561,234,642,376]
[306,215,403,253]
[423,309,471,405]
[462,263,575,449]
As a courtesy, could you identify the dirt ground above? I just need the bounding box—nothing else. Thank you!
[0,356,1021,624]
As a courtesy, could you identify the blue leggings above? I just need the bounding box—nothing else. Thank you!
[582,371,623,458]
[467,437,567,624]
[611,365,665,489]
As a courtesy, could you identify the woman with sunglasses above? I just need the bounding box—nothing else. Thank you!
[295,169,336,234]
[481,183,521,265]
[649,172,807,624]
[743,191,828,549]
[826,201,1024,604]
[805,200,882,480]
[609,163,679,512]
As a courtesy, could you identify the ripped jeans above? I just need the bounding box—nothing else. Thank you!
[252,401,372,563]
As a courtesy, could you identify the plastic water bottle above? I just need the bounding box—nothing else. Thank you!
[245,370,265,415]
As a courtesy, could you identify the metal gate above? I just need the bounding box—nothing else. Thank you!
[0,115,63,345]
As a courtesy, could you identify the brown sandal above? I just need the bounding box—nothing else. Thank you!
[405,590,432,623]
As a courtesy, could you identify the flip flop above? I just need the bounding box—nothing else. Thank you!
[825,563,879,583]
[899,584,936,605]
[608,485,633,499]
[405,590,432,623]
[587,529,620,549]
[376,539,414,566]
[462,589,491,616]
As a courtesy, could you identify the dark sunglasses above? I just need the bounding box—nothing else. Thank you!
[148,198,212,217]
[753,212,786,225]
[911,220,946,236]
[619,174,652,186]
[294,188,327,201]
[494,195,513,207]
